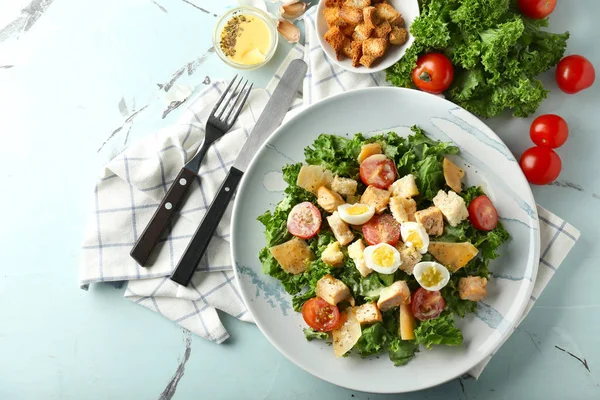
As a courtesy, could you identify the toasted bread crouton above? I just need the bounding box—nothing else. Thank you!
[389,26,408,45]
[324,7,346,28]
[296,164,333,194]
[350,40,363,67]
[327,211,355,246]
[363,6,379,29]
[324,26,347,60]
[389,196,417,223]
[317,274,351,305]
[458,276,488,302]
[340,24,357,37]
[348,239,372,277]
[325,0,344,6]
[342,37,353,58]
[359,54,376,68]
[373,21,392,39]
[331,176,358,196]
[390,174,419,198]
[317,186,345,213]
[375,3,402,26]
[360,185,390,213]
[414,206,444,236]
[321,241,345,267]
[270,237,314,275]
[352,23,373,41]
[344,0,371,9]
[354,302,382,325]
[362,37,387,58]
[377,281,411,311]
[340,5,363,25]
[396,245,422,275]
[433,190,469,227]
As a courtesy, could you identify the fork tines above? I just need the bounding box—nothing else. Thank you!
[211,75,253,125]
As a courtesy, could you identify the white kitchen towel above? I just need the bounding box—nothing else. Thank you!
[80,49,305,343]
[301,6,580,378]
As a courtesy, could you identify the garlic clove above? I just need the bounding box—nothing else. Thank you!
[280,1,309,20]
[277,19,301,43]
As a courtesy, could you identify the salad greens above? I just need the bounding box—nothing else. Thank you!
[257,127,510,365]
[386,0,569,118]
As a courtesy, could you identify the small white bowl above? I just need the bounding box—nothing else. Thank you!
[315,0,420,74]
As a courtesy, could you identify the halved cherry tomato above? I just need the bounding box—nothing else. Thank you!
[411,288,446,321]
[468,195,499,231]
[556,55,596,94]
[359,154,397,189]
[519,146,562,185]
[412,53,454,94]
[287,202,321,239]
[362,214,401,246]
[518,0,556,19]
[302,297,342,332]
[530,114,568,149]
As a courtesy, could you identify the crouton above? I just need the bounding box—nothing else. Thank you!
[375,3,402,26]
[360,185,391,213]
[373,21,392,39]
[270,237,314,275]
[389,26,408,45]
[327,211,355,246]
[428,242,479,272]
[389,174,419,198]
[316,274,351,305]
[357,142,382,163]
[352,23,373,41]
[331,176,358,196]
[324,26,347,60]
[414,206,445,236]
[340,5,363,25]
[363,6,378,29]
[350,40,363,67]
[458,276,488,302]
[321,241,344,267]
[297,165,333,195]
[397,245,422,275]
[443,158,464,193]
[377,281,411,311]
[317,186,345,213]
[340,24,357,37]
[389,196,416,223]
[359,54,377,68]
[432,190,469,227]
[354,302,383,325]
[362,38,387,58]
[344,0,371,8]
[324,6,346,28]
[342,37,353,58]
[348,239,372,277]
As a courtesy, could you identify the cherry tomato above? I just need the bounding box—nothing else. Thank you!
[359,154,397,189]
[362,214,401,246]
[518,0,556,19]
[411,53,454,94]
[287,202,321,239]
[519,146,562,185]
[411,288,446,321]
[556,55,596,94]
[530,114,569,148]
[302,297,342,332]
[468,195,499,231]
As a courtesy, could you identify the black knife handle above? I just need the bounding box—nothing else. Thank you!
[170,167,244,286]
[130,168,198,266]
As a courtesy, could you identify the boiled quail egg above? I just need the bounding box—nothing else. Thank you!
[363,243,402,274]
[413,261,450,291]
[337,203,375,225]
[400,222,429,254]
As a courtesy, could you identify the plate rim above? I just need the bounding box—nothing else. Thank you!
[231,86,541,393]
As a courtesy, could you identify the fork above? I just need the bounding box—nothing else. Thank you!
[130,76,253,266]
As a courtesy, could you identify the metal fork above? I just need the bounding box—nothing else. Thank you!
[130,76,253,266]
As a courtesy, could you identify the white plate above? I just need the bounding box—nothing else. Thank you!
[231,87,540,393]
[315,0,420,73]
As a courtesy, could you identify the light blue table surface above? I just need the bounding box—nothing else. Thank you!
[1,0,599,399]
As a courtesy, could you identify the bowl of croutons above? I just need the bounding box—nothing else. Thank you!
[317,0,419,73]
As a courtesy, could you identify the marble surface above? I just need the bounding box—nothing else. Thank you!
[0,0,599,399]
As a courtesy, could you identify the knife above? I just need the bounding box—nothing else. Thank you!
[170,59,308,287]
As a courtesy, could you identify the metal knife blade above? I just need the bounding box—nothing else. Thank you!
[233,59,307,172]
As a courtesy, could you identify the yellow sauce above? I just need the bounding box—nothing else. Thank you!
[346,204,370,215]
[372,246,395,268]
[220,14,271,65]
[420,266,443,288]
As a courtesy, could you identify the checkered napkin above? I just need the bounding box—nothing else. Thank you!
[80,53,304,343]
[302,7,581,377]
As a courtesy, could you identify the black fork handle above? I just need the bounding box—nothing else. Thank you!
[170,167,244,286]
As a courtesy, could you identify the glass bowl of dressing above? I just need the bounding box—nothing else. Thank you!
[213,6,278,70]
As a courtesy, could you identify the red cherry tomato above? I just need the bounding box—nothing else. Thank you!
[362,214,401,246]
[359,154,397,189]
[530,114,569,148]
[518,0,556,19]
[302,297,342,332]
[287,202,321,239]
[411,288,446,321]
[468,195,499,231]
[519,146,562,185]
[411,53,454,94]
[556,55,596,94]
